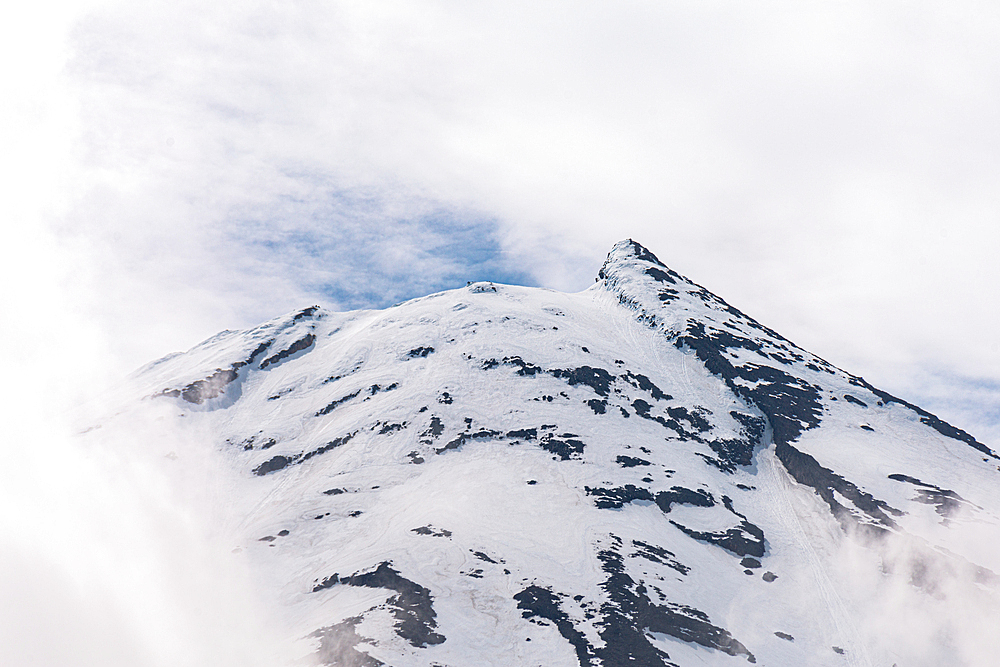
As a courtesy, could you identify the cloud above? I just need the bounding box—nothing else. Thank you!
[56,1,1000,404]
[230,187,537,311]
[0,403,305,667]
[831,506,1000,667]
[0,201,300,666]
[890,371,1000,450]
[5,2,999,664]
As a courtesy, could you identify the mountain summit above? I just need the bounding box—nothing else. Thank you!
[111,240,999,667]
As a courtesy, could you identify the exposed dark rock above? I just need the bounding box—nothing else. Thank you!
[229,432,277,451]
[316,389,362,416]
[654,487,715,514]
[598,239,668,272]
[254,433,356,475]
[668,519,765,559]
[301,433,356,463]
[411,526,451,538]
[436,429,501,454]
[630,540,690,576]
[292,305,320,321]
[774,631,794,642]
[666,406,711,433]
[847,375,997,459]
[888,473,976,520]
[587,399,608,414]
[594,548,756,664]
[704,436,757,472]
[162,367,239,404]
[673,321,822,453]
[378,422,406,435]
[621,372,672,401]
[496,356,543,376]
[367,383,398,395]
[407,346,435,358]
[616,456,651,468]
[313,562,445,648]
[267,387,294,401]
[775,440,901,532]
[472,551,500,564]
[887,473,924,485]
[586,485,654,509]
[646,267,677,284]
[160,341,273,405]
[550,366,617,396]
[732,410,764,436]
[253,455,294,476]
[420,416,445,443]
[658,289,680,303]
[632,398,653,419]
[631,399,692,439]
[312,617,384,667]
[539,433,586,460]
[244,340,275,365]
[843,394,868,407]
[586,484,715,519]
[515,586,595,666]
[260,333,316,370]
[762,572,777,582]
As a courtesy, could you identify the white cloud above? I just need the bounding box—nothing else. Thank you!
[3,3,999,658]
[50,2,1000,412]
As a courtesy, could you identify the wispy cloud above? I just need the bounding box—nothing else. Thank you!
[231,187,537,311]
[893,371,1000,449]
[6,2,1000,665]
[57,0,1000,386]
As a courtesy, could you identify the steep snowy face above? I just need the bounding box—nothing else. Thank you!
[108,240,1000,667]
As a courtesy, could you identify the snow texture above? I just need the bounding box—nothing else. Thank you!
[98,239,1000,667]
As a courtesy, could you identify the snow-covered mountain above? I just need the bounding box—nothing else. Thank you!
[100,240,1000,667]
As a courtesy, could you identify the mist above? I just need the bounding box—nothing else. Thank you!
[3,1,998,664]
[834,510,1000,666]
[0,220,304,666]
[0,407,304,667]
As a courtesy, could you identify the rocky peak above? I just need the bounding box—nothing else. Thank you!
[90,238,1000,667]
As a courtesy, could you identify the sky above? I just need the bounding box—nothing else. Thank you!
[1,2,998,661]
[4,0,998,443]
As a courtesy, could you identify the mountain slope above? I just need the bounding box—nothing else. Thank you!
[104,239,1000,667]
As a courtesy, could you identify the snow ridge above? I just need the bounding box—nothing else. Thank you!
[96,240,1000,667]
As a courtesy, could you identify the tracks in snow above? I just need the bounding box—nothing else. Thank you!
[757,447,875,667]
